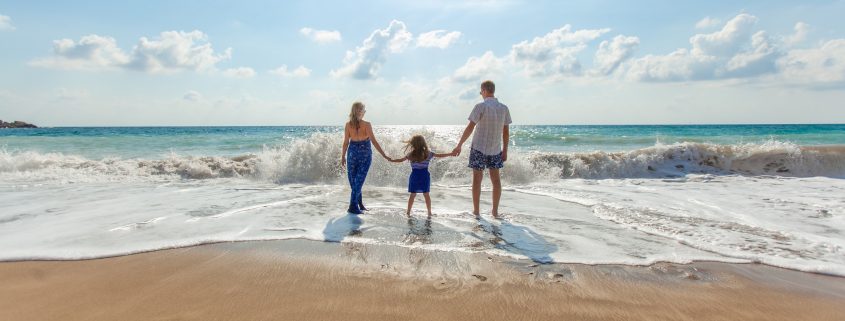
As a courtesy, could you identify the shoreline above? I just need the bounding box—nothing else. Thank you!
[3,238,844,280]
[2,239,844,321]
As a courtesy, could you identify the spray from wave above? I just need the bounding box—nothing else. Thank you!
[2,133,843,184]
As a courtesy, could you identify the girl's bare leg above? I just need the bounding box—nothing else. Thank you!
[423,193,432,215]
[406,193,416,215]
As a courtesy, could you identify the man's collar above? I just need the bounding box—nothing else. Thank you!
[484,96,497,101]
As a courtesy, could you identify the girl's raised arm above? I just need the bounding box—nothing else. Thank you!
[433,151,456,158]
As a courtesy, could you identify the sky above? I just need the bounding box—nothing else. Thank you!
[1,0,844,126]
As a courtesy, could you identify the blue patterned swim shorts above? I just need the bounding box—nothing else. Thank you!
[468,148,504,170]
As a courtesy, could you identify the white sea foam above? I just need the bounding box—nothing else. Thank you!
[2,135,843,184]
[1,134,844,276]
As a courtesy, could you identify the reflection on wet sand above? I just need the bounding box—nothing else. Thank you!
[403,215,433,244]
[472,218,557,264]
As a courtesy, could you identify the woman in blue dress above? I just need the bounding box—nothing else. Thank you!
[341,102,390,214]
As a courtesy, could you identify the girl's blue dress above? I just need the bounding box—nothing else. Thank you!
[408,152,434,193]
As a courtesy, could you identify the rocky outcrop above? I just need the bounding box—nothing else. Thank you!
[0,120,38,128]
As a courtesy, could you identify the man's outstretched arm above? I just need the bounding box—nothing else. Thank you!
[452,121,476,156]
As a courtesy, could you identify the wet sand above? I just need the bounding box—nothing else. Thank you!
[1,240,844,321]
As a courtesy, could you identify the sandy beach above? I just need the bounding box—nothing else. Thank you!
[2,239,843,321]
[4,0,845,319]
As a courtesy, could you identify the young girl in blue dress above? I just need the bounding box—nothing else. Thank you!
[389,135,455,216]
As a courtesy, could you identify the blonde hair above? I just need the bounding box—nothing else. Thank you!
[349,102,365,129]
[403,135,430,163]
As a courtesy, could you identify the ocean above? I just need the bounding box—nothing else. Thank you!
[1,124,844,275]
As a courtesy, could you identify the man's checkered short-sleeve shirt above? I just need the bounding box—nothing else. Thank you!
[468,97,512,156]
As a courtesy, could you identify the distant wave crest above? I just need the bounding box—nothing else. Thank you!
[2,134,844,183]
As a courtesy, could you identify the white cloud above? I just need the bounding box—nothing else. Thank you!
[299,27,342,44]
[416,30,462,49]
[458,86,480,100]
[690,14,758,57]
[785,22,810,47]
[592,35,640,75]
[269,65,311,77]
[509,24,610,77]
[223,67,256,78]
[626,49,704,82]
[183,90,202,102]
[0,14,14,31]
[452,51,503,82]
[331,20,413,79]
[30,35,130,70]
[126,30,232,73]
[722,31,778,78]
[695,17,722,30]
[778,39,845,86]
[30,30,232,73]
[627,14,779,81]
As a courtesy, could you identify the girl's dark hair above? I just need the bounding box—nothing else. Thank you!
[403,135,430,163]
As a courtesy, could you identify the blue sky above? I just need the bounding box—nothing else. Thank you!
[1,0,844,126]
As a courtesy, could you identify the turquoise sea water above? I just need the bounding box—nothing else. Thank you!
[2,124,843,159]
[2,124,844,275]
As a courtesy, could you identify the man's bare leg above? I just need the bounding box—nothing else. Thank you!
[489,168,502,218]
[472,169,483,216]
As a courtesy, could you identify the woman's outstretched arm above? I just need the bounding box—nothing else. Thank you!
[365,122,389,159]
[388,156,407,163]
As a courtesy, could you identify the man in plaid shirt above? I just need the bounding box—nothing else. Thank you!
[452,80,512,218]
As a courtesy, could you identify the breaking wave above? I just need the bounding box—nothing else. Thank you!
[2,133,843,184]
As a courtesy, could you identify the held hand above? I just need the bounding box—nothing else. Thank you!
[502,150,508,162]
[452,146,462,156]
